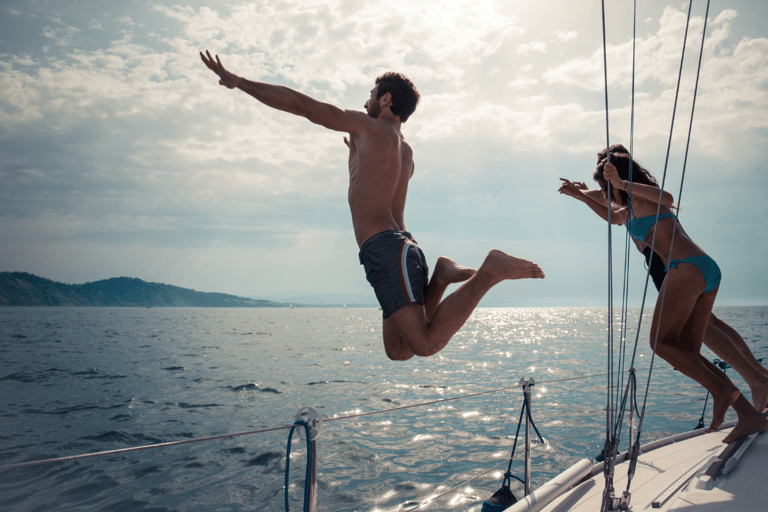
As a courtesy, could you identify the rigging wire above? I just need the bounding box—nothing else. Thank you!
[620,0,640,413]
[613,0,640,428]
[598,3,616,509]
[598,1,711,508]
[678,0,711,209]
[635,0,700,440]
[606,0,711,504]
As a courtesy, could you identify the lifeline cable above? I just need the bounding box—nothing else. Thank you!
[0,366,711,510]
[0,423,296,472]
[0,371,619,473]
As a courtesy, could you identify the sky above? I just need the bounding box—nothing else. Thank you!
[1,0,767,307]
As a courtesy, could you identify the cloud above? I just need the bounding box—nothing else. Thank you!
[41,17,82,48]
[555,30,577,42]
[544,7,720,91]
[3,2,763,201]
[1,1,766,303]
[516,41,546,55]
[0,0,559,180]
[158,0,521,88]
[539,6,768,156]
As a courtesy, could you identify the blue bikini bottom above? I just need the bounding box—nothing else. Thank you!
[666,255,721,293]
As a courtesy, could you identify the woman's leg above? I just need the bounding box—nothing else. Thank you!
[652,269,737,428]
[706,314,768,411]
[652,265,767,441]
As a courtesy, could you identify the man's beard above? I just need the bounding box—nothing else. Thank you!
[367,101,381,119]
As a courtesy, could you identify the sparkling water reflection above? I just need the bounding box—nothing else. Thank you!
[0,306,765,511]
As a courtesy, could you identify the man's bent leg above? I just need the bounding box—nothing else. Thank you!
[387,250,544,358]
[382,257,474,361]
[424,256,475,319]
[383,317,416,361]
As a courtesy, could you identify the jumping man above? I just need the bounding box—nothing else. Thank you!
[200,51,545,360]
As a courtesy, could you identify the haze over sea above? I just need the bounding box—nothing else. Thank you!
[1,306,766,511]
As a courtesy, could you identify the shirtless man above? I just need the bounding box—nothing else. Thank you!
[200,51,545,360]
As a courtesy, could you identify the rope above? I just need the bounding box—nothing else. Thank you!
[499,388,546,484]
[284,420,312,512]
[405,388,545,511]
[404,457,515,511]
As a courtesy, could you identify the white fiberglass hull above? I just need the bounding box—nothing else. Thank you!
[506,421,767,512]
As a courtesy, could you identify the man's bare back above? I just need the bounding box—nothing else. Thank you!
[200,50,544,360]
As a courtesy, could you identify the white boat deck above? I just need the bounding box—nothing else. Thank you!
[508,422,767,512]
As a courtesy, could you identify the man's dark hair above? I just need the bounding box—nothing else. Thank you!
[375,72,420,123]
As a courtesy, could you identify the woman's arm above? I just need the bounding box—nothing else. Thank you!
[603,163,674,206]
[558,178,627,225]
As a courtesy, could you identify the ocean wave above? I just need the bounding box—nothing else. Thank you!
[229,383,281,393]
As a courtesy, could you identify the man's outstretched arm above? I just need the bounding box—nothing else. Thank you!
[200,50,369,134]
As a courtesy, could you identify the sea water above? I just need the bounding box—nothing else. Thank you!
[0,306,766,511]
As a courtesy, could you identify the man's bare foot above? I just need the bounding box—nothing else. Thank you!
[722,414,768,444]
[710,388,740,432]
[480,249,545,282]
[432,256,475,288]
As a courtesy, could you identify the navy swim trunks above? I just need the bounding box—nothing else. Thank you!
[358,230,429,319]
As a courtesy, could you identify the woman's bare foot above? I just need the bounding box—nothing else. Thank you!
[432,256,475,288]
[722,414,768,444]
[710,388,740,432]
[480,250,545,282]
[746,375,768,413]
[749,383,768,413]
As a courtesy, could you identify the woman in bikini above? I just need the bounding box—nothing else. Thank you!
[559,146,767,443]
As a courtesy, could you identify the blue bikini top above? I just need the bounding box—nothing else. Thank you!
[625,202,677,241]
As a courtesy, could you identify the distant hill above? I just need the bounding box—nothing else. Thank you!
[253,291,377,308]
[0,272,289,308]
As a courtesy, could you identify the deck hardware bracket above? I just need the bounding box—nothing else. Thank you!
[608,491,630,510]
[295,406,323,441]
